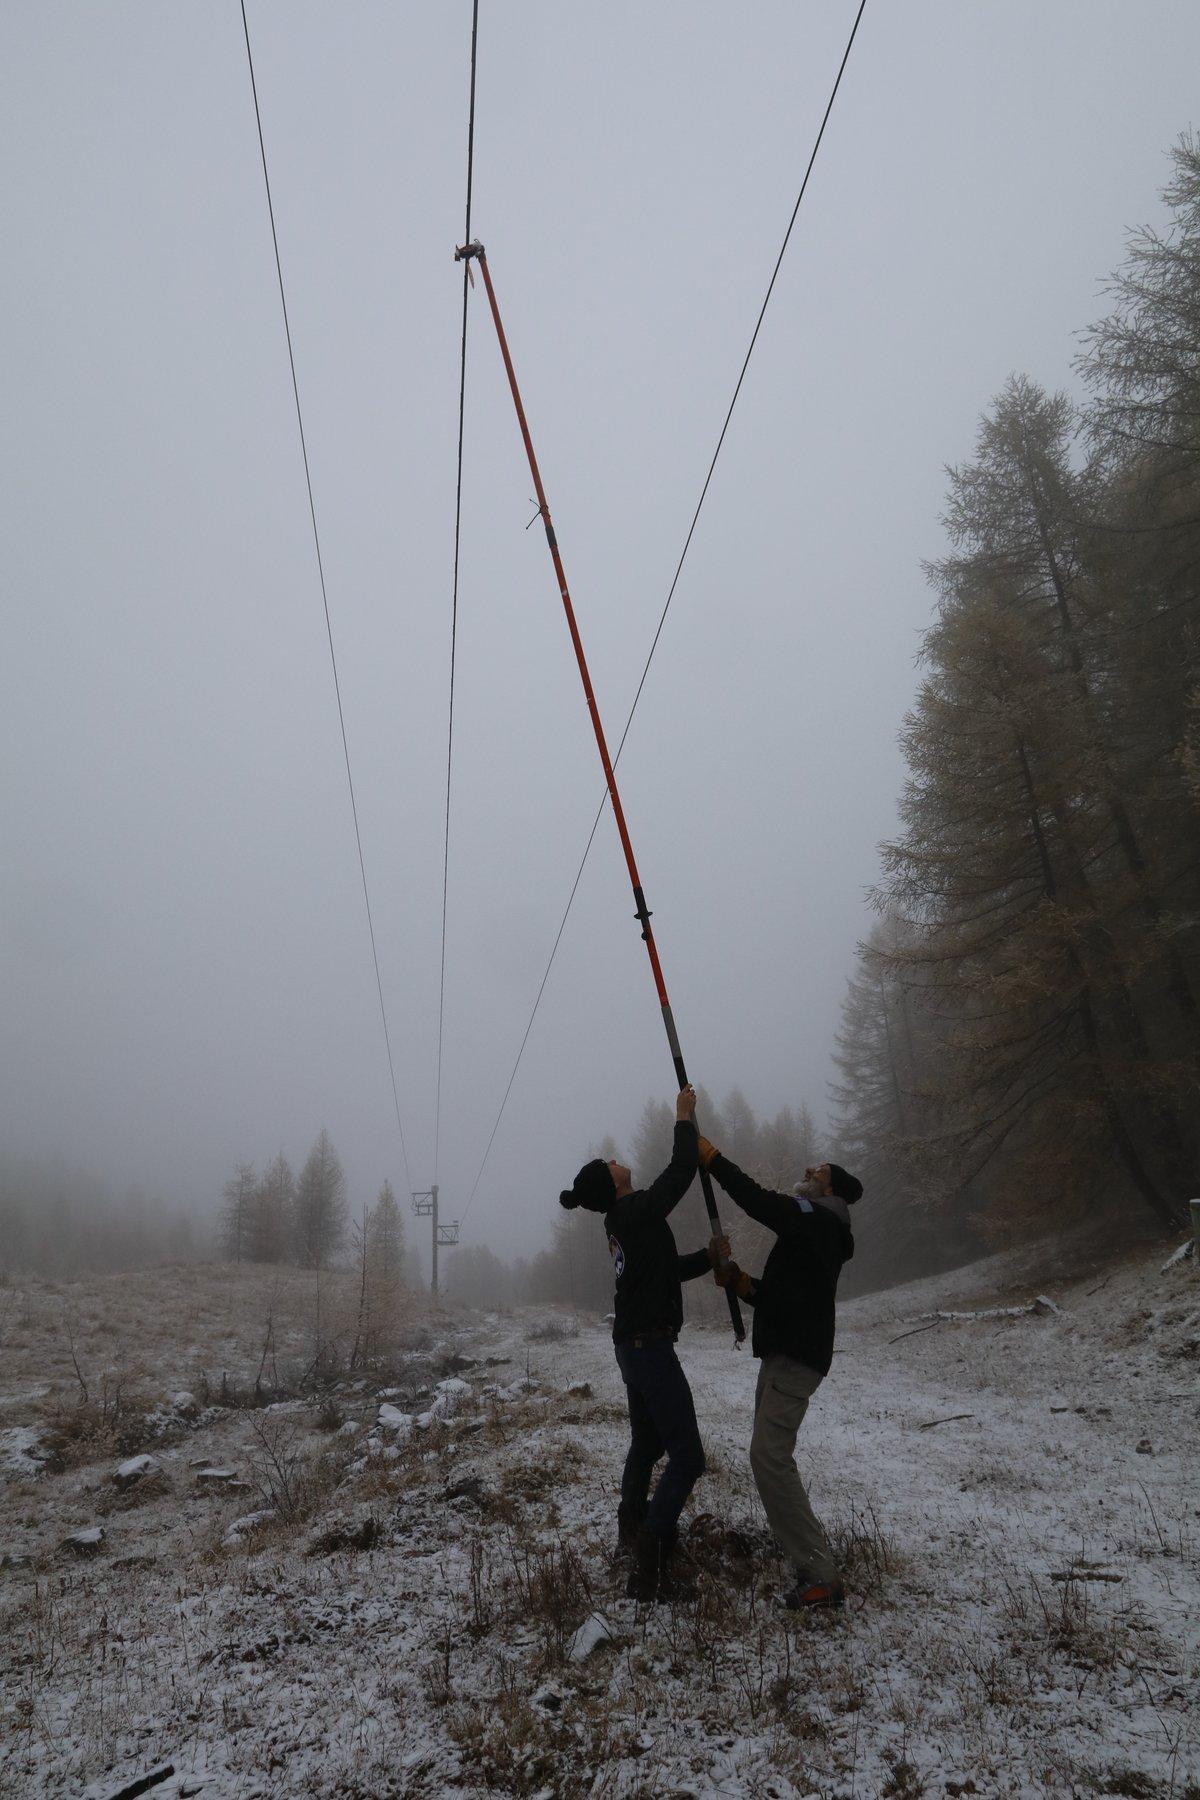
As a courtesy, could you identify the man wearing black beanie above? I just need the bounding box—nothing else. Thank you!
[560,1084,717,1602]
[699,1144,861,1611]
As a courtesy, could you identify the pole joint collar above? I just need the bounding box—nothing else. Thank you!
[454,238,485,262]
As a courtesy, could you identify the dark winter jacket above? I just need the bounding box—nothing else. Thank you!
[605,1123,708,1343]
[710,1155,854,1376]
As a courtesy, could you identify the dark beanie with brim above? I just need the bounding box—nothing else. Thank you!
[560,1158,616,1213]
[828,1162,863,1204]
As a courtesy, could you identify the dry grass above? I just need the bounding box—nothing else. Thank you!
[3,1256,1198,1799]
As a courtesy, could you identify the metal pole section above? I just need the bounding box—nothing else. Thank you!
[458,239,744,1342]
[412,1187,441,1299]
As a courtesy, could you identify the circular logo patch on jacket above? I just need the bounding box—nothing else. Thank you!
[608,1234,625,1278]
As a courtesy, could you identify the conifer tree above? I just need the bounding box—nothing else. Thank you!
[293,1130,347,1269]
[250,1153,294,1263]
[220,1163,256,1263]
[369,1180,406,1283]
[879,572,1185,1227]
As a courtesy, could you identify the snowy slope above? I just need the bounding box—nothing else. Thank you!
[1,1241,1197,1798]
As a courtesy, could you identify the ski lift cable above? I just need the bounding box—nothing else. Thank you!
[240,0,412,1192]
[434,0,481,1188]
[459,0,867,1223]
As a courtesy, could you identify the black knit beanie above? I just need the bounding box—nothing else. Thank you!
[559,1158,616,1213]
[828,1162,863,1204]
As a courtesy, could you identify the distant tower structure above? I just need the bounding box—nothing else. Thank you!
[411,1184,459,1296]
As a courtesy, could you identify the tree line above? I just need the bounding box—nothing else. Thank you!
[0,1151,200,1277]
[446,1087,819,1312]
[219,1127,414,1284]
[831,135,1200,1284]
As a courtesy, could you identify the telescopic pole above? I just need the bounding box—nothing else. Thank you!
[457,238,745,1344]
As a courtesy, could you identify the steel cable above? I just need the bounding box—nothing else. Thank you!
[240,0,412,1191]
[434,0,481,1187]
[460,0,867,1221]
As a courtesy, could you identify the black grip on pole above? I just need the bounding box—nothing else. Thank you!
[698,1162,745,1342]
[673,1054,744,1342]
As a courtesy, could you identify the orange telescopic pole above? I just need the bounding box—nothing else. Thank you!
[458,238,744,1343]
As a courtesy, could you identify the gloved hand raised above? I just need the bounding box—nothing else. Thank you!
[697,1134,719,1169]
[714,1259,753,1300]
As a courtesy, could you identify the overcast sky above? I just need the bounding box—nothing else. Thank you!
[3,1,1198,1270]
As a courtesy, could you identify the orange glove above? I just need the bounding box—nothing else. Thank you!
[697,1134,719,1169]
[715,1259,753,1300]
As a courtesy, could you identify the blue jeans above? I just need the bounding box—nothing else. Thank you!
[614,1338,705,1535]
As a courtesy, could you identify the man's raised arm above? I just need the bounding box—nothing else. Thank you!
[697,1137,801,1236]
[640,1086,700,1219]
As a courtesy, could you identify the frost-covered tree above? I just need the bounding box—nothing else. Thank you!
[249,1153,294,1264]
[292,1130,347,1269]
[220,1163,256,1263]
[368,1180,406,1283]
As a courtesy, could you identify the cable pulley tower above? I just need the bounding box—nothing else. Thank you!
[412,1185,460,1296]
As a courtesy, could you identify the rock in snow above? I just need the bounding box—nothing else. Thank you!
[567,1610,613,1662]
[1161,1238,1195,1274]
[0,1426,49,1478]
[113,1455,162,1490]
[62,1526,105,1555]
[377,1403,414,1433]
[443,1463,487,1503]
[223,1509,275,1547]
[413,1377,474,1431]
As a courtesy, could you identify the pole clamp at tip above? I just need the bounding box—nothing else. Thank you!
[632,885,653,942]
[454,238,485,262]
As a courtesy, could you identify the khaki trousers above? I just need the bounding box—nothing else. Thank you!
[750,1353,838,1584]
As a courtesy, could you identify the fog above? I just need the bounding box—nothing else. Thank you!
[3,1,1198,1272]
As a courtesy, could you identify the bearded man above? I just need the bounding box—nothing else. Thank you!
[701,1146,862,1610]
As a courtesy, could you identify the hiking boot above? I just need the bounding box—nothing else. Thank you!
[782,1576,845,1611]
[625,1527,662,1602]
[615,1501,646,1561]
[656,1526,696,1602]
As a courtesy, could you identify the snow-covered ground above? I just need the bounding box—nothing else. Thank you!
[1,1241,1197,1798]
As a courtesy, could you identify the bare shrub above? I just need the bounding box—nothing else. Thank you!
[246,1415,338,1526]
[306,1512,379,1555]
[882,1757,928,1798]
[490,1524,598,1664]
[418,1619,455,1708]
[448,1687,615,1799]
[1000,1571,1137,1673]
[313,1394,344,1432]
[523,1318,579,1343]
[497,1441,585,1509]
[40,1373,156,1470]
[828,1499,896,1598]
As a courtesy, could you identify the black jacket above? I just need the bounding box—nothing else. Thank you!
[605,1123,708,1343]
[710,1155,854,1375]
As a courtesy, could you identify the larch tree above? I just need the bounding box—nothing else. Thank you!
[250,1152,294,1264]
[220,1162,256,1264]
[879,564,1185,1229]
[369,1180,406,1284]
[292,1130,347,1270]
